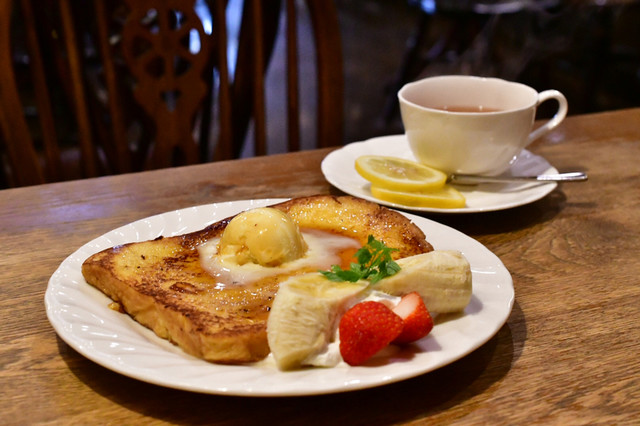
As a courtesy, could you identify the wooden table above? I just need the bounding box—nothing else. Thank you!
[2,108,639,424]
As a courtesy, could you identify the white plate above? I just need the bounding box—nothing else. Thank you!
[322,135,558,213]
[45,199,514,396]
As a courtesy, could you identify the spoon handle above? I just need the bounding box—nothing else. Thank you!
[450,172,588,184]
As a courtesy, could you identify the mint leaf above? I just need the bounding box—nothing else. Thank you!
[319,235,400,284]
[321,265,362,282]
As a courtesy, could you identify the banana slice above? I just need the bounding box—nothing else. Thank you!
[268,250,472,370]
[376,250,472,313]
[267,273,366,370]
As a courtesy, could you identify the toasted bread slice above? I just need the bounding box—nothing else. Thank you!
[81,195,432,364]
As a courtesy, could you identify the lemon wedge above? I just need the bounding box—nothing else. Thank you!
[371,185,466,209]
[355,155,447,191]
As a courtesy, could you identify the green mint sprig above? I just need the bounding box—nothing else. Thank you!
[320,235,400,284]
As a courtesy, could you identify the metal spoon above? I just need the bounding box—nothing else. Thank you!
[448,171,588,185]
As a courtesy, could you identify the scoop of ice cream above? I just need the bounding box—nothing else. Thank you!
[218,207,308,267]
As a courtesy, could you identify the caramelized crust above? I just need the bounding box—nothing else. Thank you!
[81,195,432,363]
[273,195,432,258]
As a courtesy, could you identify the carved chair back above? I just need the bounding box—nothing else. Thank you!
[0,0,343,187]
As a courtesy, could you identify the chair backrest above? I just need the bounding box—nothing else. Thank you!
[0,0,343,188]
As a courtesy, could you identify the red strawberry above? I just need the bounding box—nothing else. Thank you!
[339,301,403,366]
[392,292,434,344]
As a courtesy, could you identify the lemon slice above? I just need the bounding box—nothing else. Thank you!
[371,185,466,209]
[355,156,447,191]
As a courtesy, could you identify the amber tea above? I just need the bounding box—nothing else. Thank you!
[435,105,503,113]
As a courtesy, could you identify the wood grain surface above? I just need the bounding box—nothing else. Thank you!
[1,108,639,424]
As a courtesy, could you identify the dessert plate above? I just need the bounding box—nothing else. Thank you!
[45,199,514,396]
[322,135,558,213]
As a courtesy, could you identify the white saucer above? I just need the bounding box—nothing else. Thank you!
[321,135,558,214]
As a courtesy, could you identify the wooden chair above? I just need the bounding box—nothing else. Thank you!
[0,0,343,188]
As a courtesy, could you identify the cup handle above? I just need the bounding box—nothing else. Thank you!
[527,90,568,144]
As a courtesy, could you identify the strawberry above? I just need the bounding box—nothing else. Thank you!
[392,292,434,344]
[339,301,403,366]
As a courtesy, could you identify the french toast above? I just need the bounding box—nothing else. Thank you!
[81,195,432,364]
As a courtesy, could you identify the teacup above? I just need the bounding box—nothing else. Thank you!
[398,75,568,175]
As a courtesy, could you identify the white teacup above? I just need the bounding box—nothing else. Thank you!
[398,75,568,175]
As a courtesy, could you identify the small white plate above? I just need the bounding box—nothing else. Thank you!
[322,135,558,213]
[45,199,514,396]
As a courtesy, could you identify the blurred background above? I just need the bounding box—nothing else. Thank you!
[2,0,639,187]
[336,0,640,144]
[249,0,640,154]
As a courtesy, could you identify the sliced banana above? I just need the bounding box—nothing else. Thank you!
[267,273,366,370]
[267,250,473,370]
[376,250,472,313]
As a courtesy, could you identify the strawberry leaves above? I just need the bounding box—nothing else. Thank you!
[320,235,400,284]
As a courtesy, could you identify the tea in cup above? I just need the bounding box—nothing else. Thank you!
[398,75,568,175]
